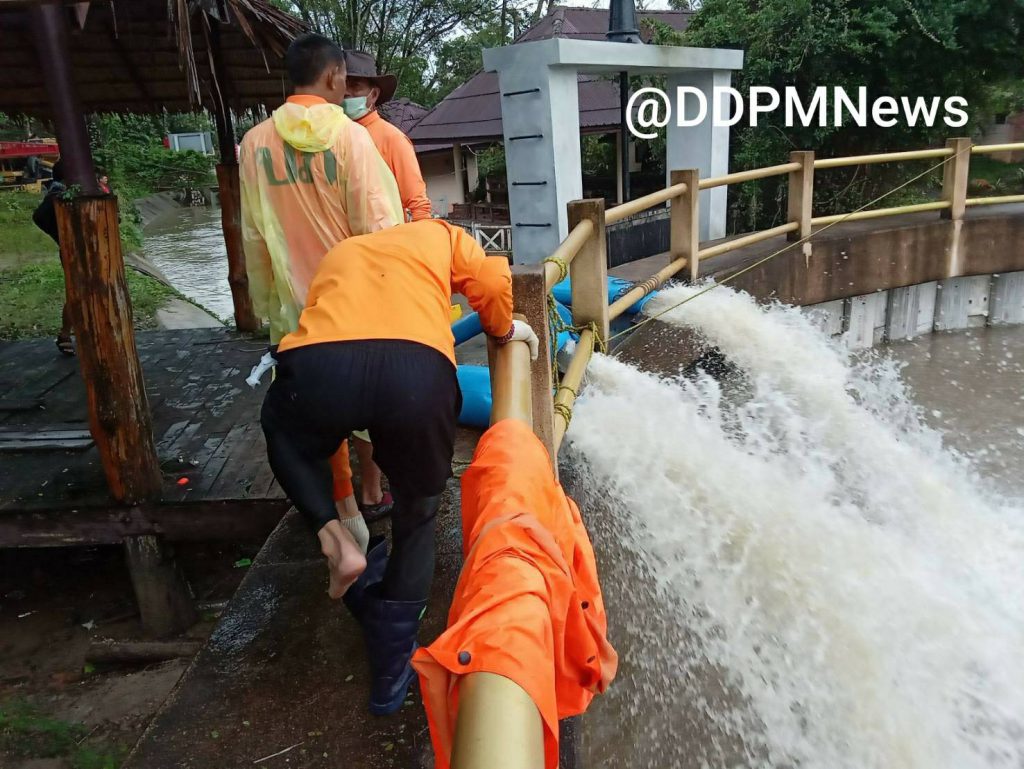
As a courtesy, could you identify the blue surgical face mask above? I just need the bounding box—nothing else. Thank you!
[342,96,370,120]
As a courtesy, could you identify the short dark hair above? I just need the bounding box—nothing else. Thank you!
[286,33,345,87]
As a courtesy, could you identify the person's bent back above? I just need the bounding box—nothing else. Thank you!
[278,219,511,362]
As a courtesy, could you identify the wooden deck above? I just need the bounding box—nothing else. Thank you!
[0,328,288,547]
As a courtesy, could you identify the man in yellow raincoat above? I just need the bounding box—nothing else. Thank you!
[239,33,403,553]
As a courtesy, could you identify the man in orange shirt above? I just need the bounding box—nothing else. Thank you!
[240,34,403,553]
[260,219,538,715]
[341,50,434,521]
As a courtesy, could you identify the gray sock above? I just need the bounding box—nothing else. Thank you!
[340,515,370,554]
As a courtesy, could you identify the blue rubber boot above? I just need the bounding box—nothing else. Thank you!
[342,535,388,623]
[361,585,426,716]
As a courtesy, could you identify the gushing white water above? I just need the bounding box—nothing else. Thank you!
[569,284,1024,769]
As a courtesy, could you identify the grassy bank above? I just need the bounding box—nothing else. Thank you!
[1,698,126,769]
[0,191,179,340]
[0,262,178,340]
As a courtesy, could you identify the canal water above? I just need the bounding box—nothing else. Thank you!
[569,285,1023,769]
[142,206,234,322]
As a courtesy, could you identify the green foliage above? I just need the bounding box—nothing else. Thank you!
[279,0,537,106]
[90,114,216,200]
[0,699,126,769]
[476,144,506,179]
[672,0,1024,231]
[581,134,615,176]
[0,261,179,340]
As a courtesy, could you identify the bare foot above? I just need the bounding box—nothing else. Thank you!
[317,519,367,599]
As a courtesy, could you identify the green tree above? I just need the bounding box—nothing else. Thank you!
[658,0,1024,230]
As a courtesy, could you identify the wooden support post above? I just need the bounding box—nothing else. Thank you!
[56,196,162,503]
[942,137,972,221]
[124,535,198,638]
[787,151,814,256]
[512,265,556,469]
[216,164,259,332]
[670,169,700,282]
[28,3,100,194]
[568,199,609,344]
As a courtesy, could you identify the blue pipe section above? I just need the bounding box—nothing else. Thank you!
[552,276,656,316]
[456,365,492,428]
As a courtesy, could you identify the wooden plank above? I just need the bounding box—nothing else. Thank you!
[0,439,93,452]
[0,428,91,440]
[0,499,289,547]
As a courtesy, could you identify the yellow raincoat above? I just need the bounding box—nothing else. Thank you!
[239,96,402,343]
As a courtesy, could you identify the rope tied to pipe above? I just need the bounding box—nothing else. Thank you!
[553,401,573,428]
[543,255,569,284]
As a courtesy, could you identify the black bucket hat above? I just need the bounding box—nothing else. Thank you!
[343,50,398,105]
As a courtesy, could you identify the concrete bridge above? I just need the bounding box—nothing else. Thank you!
[121,139,1024,768]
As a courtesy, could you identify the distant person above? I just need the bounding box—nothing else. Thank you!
[97,173,110,194]
[31,159,74,356]
[260,218,537,715]
[342,50,434,522]
[239,33,403,553]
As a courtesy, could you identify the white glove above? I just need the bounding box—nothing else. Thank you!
[246,351,277,388]
[505,319,539,360]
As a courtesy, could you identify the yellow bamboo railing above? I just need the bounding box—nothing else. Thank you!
[813,147,954,168]
[966,194,1024,206]
[698,162,801,189]
[811,200,950,225]
[451,328,544,769]
[605,182,688,224]
[544,218,594,291]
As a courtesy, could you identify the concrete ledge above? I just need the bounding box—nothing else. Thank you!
[803,270,1024,349]
[484,37,744,74]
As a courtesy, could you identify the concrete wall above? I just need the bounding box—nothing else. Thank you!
[419,150,479,218]
[802,271,1024,349]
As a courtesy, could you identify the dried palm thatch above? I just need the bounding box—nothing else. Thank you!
[0,0,307,118]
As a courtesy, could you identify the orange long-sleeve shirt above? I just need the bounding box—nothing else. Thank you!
[277,220,513,365]
[357,110,432,221]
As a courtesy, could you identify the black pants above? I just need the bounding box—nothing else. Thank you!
[261,340,461,601]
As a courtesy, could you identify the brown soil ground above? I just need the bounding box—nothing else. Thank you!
[0,541,263,768]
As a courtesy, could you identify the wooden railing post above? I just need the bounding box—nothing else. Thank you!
[512,266,556,466]
[942,137,972,221]
[567,199,609,344]
[670,169,700,282]
[787,151,815,256]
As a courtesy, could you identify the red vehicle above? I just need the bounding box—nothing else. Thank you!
[0,139,60,190]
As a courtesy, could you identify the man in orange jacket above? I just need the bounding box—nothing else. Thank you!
[339,49,435,523]
[260,219,539,715]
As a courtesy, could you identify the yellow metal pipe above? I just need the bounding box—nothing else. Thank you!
[814,147,952,169]
[453,330,544,769]
[544,219,594,290]
[811,200,949,225]
[488,334,533,426]
[604,183,687,224]
[451,672,546,769]
[553,328,595,452]
[697,222,799,261]
[698,162,801,190]
[607,255,688,321]
[965,194,1024,206]
[970,142,1024,155]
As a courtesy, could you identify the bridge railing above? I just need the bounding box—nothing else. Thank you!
[450,137,1024,768]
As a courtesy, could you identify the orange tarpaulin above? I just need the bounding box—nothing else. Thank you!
[412,419,618,768]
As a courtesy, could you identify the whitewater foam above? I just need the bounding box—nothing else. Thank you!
[568,284,1024,768]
